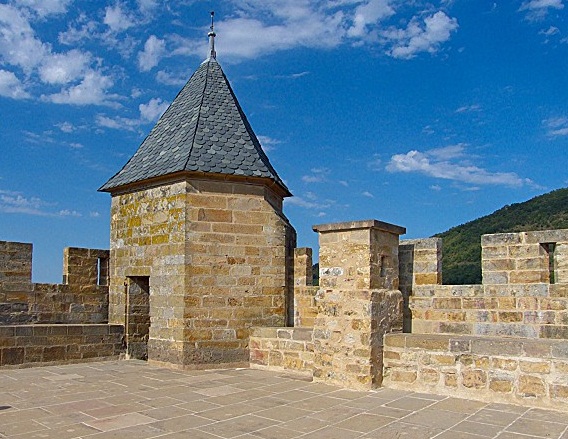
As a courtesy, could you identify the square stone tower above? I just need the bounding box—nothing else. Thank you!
[99,30,296,368]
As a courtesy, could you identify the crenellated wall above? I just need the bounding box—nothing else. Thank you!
[404,229,568,338]
[0,241,110,325]
[251,220,406,390]
[384,228,568,408]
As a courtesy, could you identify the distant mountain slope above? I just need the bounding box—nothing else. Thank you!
[434,188,568,285]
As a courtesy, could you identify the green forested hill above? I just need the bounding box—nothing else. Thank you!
[434,188,568,285]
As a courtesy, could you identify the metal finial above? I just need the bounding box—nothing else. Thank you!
[208,11,216,59]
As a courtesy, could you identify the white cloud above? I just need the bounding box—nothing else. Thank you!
[96,114,139,131]
[167,1,458,61]
[138,35,166,72]
[89,211,101,217]
[301,167,330,183]
[104,2,136,33]
[0,69,30,99]
[427,144,467,160]
[58,14,98,45]
[58,209,81,217]
[139,97,168,122]
[362,191,374,198]
[156,70,188,86]
[543,116,568,136]
[348,0,395,37]
[285,195,332,210]
[257,135,282,152]
[386,146,532,187]
[39,49,91,84]
[520,0,564,19]
[56,121,74,133]
[520,0,564,11]
[383,11,459,59]
[0,4,49,72]
[0,189,54,215]
[540,26,560,36]
[455,104,481,113]
[14,0,72,17]
[137,0,157,13]
[43,70,120,106]
[430,184,442,191]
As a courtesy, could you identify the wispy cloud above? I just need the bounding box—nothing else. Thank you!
[301,167,330,183]
[0,189,52,215]
[276,71,310,79]
[386,144,533,187]
[362,191,374,198]
[455,104,481,113]
[519,0,564,20]
[56,121,75,133]
[0,189,83,217]
[257,135,282,152]
[0,70,30,99]
[156,70,189,86]
[285,195,333,210]
[96,97,170,131]
[543,116,568,136]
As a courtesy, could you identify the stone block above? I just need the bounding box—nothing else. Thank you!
[405,335,449,351]
[462,369,487,389]
[444,372,458,387]
[471,339,523,356]
[520,360,550,373]
[489,373,514,393]
[551,384,568,399]
[482,271,509,285]
[498,312,523,323]
[384,334,405,347]
[433,297,462,309]
[491,358,518,371]
[541,326,568,340]
[550,342,568,358]
[519,375,546,397]
[1,347,24,365]
[389,368,417,383]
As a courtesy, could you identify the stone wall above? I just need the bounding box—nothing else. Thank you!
[410,283,568,338]
[482,230,568,285]
[249,327,314,377]
[0,324,124,368]
[383,333,568,410]
[0,242,109,325]
[109,178,296,368]
[407,230,568,338]
[385,228,568,409]
[251,219,406,390]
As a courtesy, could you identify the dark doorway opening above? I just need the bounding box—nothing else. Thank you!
[126,276,150,360]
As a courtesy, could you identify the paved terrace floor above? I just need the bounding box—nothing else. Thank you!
[1,361,568,439]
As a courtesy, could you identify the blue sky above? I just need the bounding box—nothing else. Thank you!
[0,0,567,283]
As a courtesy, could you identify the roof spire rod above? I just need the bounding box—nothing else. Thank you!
[208,11,216,60]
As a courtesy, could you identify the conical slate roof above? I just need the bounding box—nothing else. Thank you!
[99,57,289,195]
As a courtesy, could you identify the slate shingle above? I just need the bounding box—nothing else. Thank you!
[99,58,289,195]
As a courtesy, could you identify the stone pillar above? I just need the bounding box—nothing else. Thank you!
[311,220,405,390]
[294,248,313,287]
[399,238,442,332]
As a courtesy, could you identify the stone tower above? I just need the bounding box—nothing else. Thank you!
[99,22,296,369]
